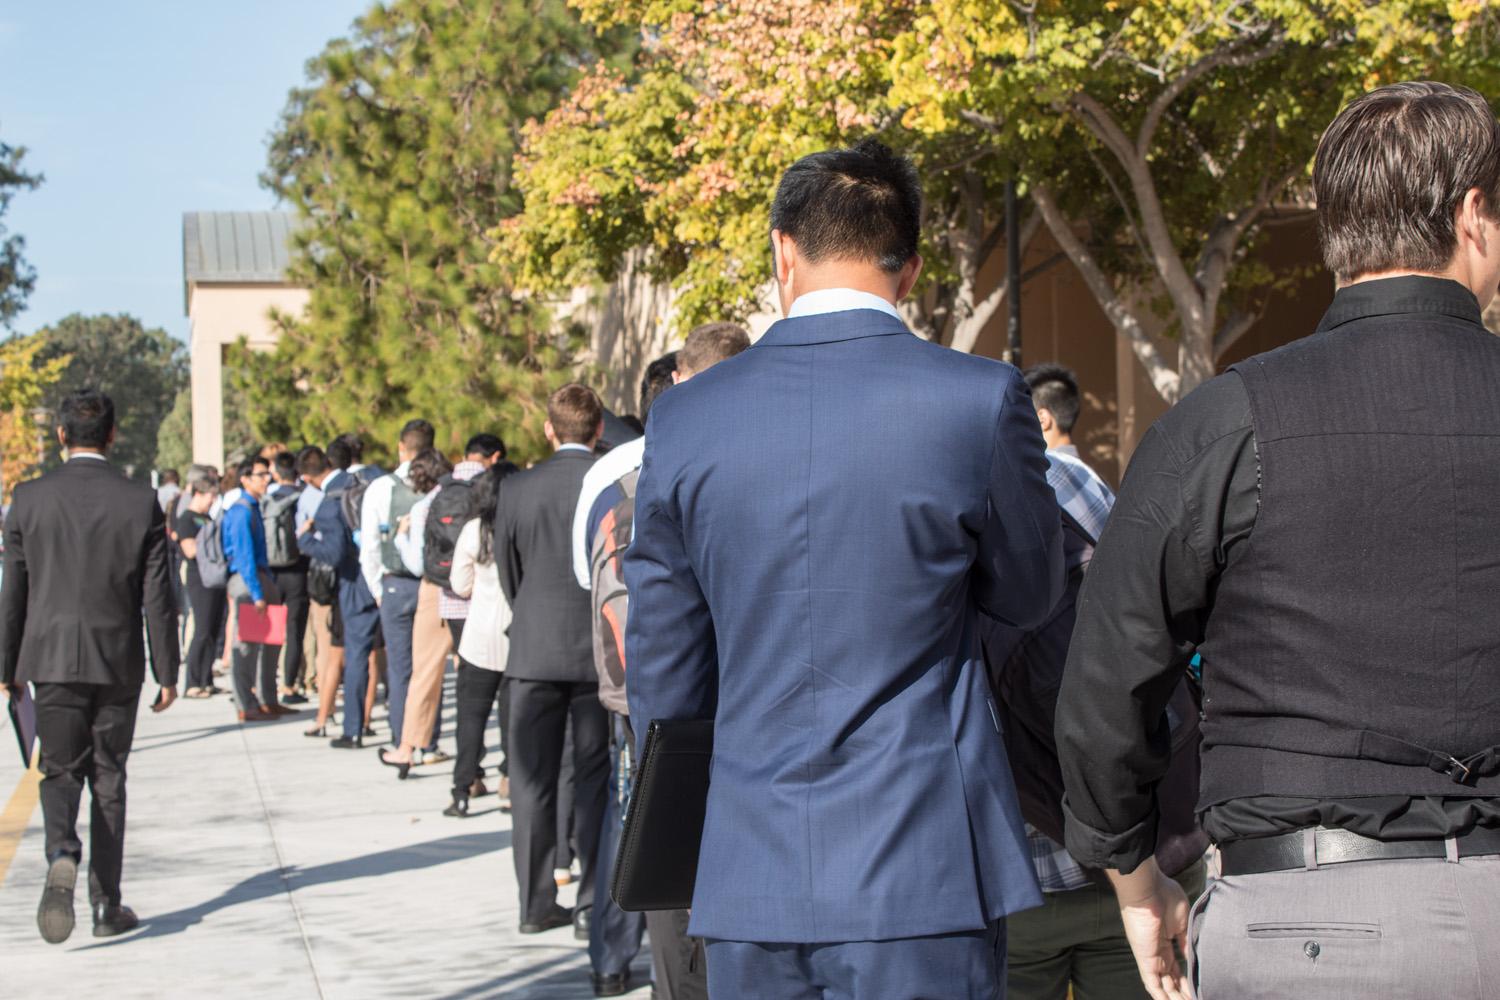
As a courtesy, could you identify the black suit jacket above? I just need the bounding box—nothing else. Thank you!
[495,448,597,682]
[0,457,180,687]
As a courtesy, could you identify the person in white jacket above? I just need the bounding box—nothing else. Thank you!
[443,463,517,817]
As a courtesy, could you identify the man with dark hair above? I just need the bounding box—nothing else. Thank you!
[1057,81,1500,998]
[464,433,507,467]
[626,139,1063,997]
[495,383,609,939]
[299,442,381,748]
[269,451,311,705]
[1023,364,1081,448]
[360,419,434,748]
[296,446,344,734]
[222,455,288,722]
[1,388,179,942]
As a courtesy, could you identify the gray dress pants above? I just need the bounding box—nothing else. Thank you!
[228,571,282,713]
[1190,854,1500,998]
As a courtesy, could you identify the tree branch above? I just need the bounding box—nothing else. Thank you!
[1032,184,1180,402]
[1135,28,1287,158]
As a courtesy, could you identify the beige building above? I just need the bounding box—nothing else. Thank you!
[182,211,308,468]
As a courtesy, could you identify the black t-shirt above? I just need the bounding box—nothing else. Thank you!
[175,508,210,585]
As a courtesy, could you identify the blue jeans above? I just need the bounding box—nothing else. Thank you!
[590,713,646,977]
[378,575,420,745]
[338,576,380,740]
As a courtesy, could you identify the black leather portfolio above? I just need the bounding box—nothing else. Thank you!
[611,718,714,911]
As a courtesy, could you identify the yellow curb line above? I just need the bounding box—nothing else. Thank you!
[0,757,42,890]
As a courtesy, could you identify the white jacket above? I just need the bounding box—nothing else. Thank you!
[448,518,510,670]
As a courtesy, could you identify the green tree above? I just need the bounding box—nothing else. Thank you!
[0,136,42,329]
[506,1,1500,402]
[35,313,188,477]
[154,387,193,476]
[251,0,633,465]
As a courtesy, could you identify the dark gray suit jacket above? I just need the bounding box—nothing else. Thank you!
[0,457,180,687]
[495,447,597,682]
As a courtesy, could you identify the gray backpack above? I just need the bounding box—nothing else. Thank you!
[262,488,303,569]
[194,516,230,590]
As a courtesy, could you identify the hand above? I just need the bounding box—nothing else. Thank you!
[254,599,268,612]
[1110,860,1192,1000]
[0,681,10,699]
[152,686,178,713]
[396,514,411,535]
[297,519,313,537]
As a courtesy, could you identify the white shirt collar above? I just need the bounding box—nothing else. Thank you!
[556,443,593,454]
[67,451,108,462]
[786,288,904,323]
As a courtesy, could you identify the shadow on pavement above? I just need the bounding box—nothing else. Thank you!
[78,830,509,946]
[430,950,632,1000]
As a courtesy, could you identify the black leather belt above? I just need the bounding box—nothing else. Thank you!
[1219,826,1500,876]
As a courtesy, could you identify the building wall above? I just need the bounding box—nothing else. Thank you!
[188,282,310,468]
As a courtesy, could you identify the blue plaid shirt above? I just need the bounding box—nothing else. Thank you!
[1028,444,1117,892]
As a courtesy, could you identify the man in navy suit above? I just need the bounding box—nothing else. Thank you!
[624,139,1065,998]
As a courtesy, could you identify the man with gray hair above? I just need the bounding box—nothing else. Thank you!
[1057,81,1500,998]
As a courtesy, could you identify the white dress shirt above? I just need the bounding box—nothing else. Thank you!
[786,287,905,322]
[359,460,411,604]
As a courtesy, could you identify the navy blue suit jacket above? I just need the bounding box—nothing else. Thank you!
[624,308,1064,944]
[297,470,375,611]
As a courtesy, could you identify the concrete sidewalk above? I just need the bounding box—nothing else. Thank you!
[0,676,652,999]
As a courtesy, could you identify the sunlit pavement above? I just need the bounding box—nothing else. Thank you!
[0,675,652,999]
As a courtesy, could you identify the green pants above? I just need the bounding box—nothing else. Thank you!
[1006,860,1207,1000]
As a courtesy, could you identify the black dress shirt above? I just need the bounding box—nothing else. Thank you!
[1057,276,1500,873]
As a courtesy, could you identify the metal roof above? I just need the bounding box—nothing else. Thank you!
[182,211,301,312]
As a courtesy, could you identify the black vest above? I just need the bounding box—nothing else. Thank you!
[1200,282,1500,807]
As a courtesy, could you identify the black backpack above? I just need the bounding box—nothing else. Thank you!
[982,510,1208,878]
[306,477,350,606]
[422,475,477,588]
[338,465,385,537]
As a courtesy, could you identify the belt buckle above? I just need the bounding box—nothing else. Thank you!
[1442,754,1473,784]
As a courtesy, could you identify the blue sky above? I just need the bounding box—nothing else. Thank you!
[0,1,372,342]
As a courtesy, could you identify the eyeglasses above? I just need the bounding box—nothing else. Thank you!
[245,470,272,480]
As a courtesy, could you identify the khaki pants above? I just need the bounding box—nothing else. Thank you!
[400,580,452,750]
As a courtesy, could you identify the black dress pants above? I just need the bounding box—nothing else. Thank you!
[507,677,608,923]
[452,659,509,798]
[33,682,141,906]
[273,566,311,689]
[185,576,227,690]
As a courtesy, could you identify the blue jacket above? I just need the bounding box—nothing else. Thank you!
[296,471,376,612]
[624,308,1065,944]
[221,494,268,601]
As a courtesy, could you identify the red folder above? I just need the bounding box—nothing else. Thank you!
[238,603,288,646]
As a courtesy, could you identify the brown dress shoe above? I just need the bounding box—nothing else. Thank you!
[237,709,269,722]
[263,704,298,716]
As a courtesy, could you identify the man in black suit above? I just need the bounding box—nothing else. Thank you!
[496,383,609,939]
[0,389,179,944]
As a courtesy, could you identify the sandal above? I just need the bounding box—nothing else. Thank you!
[185,687,212,699]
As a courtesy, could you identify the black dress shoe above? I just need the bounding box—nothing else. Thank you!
[329,735,363,749]
[574,904,593,941]
[442,795,469,818]
[518,904,573,934]
[37,856,77,944]
[591,972,629,997]
[92,902,139,938]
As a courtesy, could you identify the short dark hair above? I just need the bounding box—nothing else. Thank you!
[1024,363,1081,434]
[547,383,603,444]
[400,419,435,452]
[464,433,506,461]
[326,436,352,470]
[1315,81,1500,283]
[297,446,330,478]
[334,432,364,463]
[58,388,115,449]
[273,450,298,483]
[641,352,679,417]
[770,138,922,273]
[407,448,452,494]
[678,322,750,377]
[237,455,269,479]
[161,469,180,485]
